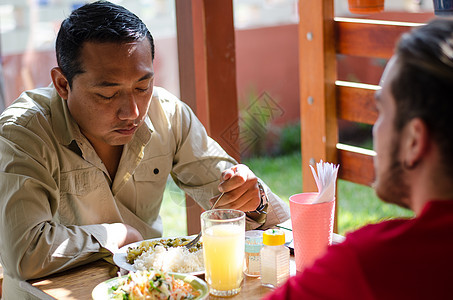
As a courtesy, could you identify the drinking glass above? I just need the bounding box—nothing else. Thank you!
[289,192,335,274]
[201,209,245,296]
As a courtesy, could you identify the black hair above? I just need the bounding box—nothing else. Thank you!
[392,18,453,176]
[55,0,154,87]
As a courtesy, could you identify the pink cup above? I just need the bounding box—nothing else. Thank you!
[289,192,335,274]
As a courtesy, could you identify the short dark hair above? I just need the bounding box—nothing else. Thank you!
[392,18,453,176]
[55,0,154,87]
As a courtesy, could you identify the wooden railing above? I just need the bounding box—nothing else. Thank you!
[298,1,431,231]
[299,1,425,193]
[334,18,423,187]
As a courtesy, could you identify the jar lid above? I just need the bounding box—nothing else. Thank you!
[245,230,263,239]
[245,230,263,253]
[262,229,285,246]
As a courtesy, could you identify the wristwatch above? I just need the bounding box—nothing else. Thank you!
[254,179,268,214]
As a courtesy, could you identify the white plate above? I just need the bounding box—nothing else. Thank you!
[113,236,204,276]
[92,272,208,300]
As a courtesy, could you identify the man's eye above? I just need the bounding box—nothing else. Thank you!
[97,93,117,100]
[136,87,149,93]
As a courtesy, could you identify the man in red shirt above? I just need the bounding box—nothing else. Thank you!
[265,18,453,300]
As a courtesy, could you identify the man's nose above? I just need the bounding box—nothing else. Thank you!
[118,93,139,120]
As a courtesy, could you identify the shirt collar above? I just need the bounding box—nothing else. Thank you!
[50,86,80,146]
[136,114,154,144]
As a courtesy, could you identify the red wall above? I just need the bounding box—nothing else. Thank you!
[235,24,300,127]
[1,36,179,108]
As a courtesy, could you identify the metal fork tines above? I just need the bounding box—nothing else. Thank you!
[184,192,225,249]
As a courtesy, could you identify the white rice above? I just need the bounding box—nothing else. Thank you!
[133,245,204,273]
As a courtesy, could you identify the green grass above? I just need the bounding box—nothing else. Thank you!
[160,152,414,237]
[161,179,187,237]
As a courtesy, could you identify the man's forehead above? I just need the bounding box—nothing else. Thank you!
[76,39,153,79]
[379,56,399,88]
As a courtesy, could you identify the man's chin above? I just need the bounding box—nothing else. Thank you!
[373,179,411,210]
[108,135,134,146]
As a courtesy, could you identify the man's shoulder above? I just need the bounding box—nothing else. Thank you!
[334,217,414,260]
[0,86,54,128]
[346,217,410,243]
[0,86,58,149]
[151,86,192,118]
[153,87,182,106]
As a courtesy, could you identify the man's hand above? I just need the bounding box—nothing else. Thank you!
[111,223,143,248]
[211,164,261,212]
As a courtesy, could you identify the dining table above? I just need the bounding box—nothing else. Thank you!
[23,230,345,299]
[25,257,290,299]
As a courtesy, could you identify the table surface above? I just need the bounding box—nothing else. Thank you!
[26,233,344,299]
[27,258,296,299]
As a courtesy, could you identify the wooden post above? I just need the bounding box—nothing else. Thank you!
[176,0,239,235]
[299,0,337,232]
[298,0,337,193]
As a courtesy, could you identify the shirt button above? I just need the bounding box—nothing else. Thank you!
[153,168,159,175]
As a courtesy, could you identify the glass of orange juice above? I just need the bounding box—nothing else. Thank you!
[201,209,245,296]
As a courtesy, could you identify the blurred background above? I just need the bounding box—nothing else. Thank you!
[0,0,434,125]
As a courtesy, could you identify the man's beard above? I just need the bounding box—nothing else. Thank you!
[373,134,411,209]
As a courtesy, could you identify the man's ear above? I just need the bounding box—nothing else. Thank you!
[402,118,430,168]
[50,67,70,100]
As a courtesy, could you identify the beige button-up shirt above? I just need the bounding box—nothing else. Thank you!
[0,85,289,297]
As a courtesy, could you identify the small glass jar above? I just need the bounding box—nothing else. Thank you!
[260,229,290,288]
[244,230,263,277]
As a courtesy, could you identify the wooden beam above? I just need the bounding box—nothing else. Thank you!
[175,0,208,124]
[176,0,239,158]
[335,18,422,59]
[176,0,239,235]
[299,0,337,193]
[175,0,204,237]
[203,0,240,160]
[336,81,379,125]
[337,144,375,187]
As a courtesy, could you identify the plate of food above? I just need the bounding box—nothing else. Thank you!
[113,236,204,276]
[92,269,208,299]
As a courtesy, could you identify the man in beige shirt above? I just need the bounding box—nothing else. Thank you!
[0,1,290,298]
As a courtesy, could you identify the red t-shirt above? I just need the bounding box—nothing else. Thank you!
[265,200,453,300]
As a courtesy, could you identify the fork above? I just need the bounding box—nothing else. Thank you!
[184,192,225,249]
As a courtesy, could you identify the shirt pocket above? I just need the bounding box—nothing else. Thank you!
[58,168,114,225]
[60,168,105,196]
[133,154,172,183]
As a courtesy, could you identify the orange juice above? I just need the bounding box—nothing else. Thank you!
[203,224,245,291]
